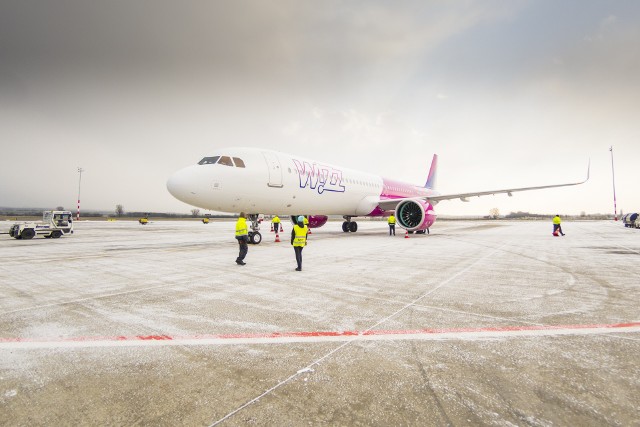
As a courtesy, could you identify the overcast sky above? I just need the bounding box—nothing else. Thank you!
[1,0,638,217]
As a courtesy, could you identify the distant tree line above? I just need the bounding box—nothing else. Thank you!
[0,207,614,221]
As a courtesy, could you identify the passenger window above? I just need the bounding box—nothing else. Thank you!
[218,156,234,166]
[198,156,220,165]
[232,157,246,168]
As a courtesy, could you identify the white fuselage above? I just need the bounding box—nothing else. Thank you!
[167,147,435,216]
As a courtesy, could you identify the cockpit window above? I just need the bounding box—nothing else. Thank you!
[197,155,245,167]
[217,156,234,166]
[198,156,220,165]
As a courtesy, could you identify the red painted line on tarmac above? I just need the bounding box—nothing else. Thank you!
[1,322,639,345]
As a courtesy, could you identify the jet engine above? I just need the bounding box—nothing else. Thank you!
[289,215,328,228]
[395,200,436,232]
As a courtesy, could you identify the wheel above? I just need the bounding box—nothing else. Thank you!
[51,230,62,239]
[349,222,358,232]
[21,228,36,240]
[250,232,262,244]
[342,222,349,232]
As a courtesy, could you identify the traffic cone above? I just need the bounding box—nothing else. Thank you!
[270,224,274,232]
[275,232,281,242]
[280,224,283,232]
[404,230,409,239]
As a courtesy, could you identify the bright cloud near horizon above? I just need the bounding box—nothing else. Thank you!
[1,1,639,217]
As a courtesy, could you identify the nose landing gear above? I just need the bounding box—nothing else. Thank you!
[247,214,262,244]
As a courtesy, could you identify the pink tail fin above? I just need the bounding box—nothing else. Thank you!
[425,154,438,189]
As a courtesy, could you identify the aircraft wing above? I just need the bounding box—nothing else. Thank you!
[376,161,590,210]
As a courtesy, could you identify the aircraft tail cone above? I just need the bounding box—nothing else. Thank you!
[275,233,281,242]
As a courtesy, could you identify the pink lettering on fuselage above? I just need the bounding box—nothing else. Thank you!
[293,159,346,194]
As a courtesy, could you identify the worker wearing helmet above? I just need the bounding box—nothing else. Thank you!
[291,215,308,271]
[235,212,249,265]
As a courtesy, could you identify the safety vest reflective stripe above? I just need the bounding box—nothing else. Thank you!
[293,225,308,246]
[235,218,248,236]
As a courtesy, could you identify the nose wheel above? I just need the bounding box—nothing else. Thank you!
[248,231,262,244]
[247,214,263,244]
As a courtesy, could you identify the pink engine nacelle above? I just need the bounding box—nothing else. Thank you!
[395,199,437,232]
[289,215,329,228]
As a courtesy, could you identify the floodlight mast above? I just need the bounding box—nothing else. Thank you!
[609,147,617,221]
[77,167,84,220]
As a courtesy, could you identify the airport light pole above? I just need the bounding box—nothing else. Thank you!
[609,146,617,221]
[77,167,84,221]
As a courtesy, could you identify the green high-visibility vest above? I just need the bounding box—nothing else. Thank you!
[293,224,308,247]
[235,217,248,236]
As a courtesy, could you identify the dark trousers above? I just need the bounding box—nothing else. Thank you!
[389,224,395,235]
[553,224,564,235]
[294,246,303,269]
[237,236,248,261]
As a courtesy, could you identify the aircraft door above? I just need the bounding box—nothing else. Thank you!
[262,151,283,188]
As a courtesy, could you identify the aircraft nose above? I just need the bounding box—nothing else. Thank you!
[166,167,195,203]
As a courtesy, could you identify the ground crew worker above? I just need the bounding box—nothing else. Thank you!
[388,214,396,236]
[291,215,308,271]
[235,212,249,265]
[272,215,281,232]
[552,214,565,236]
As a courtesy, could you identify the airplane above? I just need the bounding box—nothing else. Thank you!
[167,147,589,244]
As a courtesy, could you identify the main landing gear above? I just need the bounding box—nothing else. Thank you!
[406,229,429,235]
[247,214,263,244]
[341,216,358,232]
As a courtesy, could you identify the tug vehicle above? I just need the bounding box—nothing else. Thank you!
[623,213,638,228]
[9,211,74,240]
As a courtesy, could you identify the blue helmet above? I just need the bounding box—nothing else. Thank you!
[297,216,305,223]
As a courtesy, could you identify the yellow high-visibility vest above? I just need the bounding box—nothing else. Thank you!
[235,217,248,237]
[293,224,308,247]
[272,216,280,224]
[388,215,396,225]
[553,216,561,225]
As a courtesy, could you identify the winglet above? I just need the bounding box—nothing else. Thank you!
[425,154,438,189]
[585,158,590,182]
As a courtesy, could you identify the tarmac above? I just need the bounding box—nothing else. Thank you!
[0,219,639,426]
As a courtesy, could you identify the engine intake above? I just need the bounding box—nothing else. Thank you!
[395,199,436,231]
